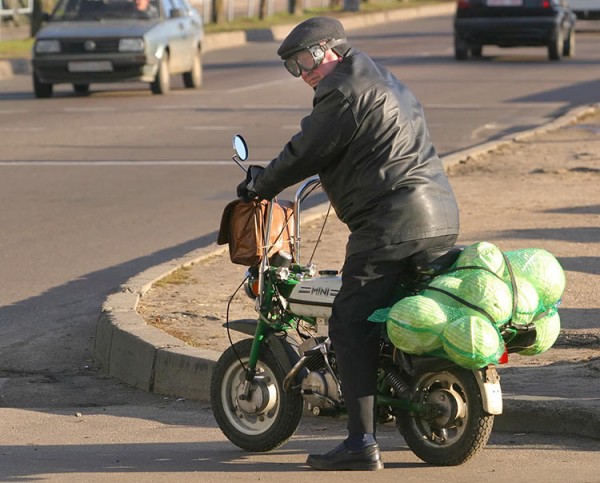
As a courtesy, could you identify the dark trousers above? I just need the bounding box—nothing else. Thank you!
[328,234,457,435]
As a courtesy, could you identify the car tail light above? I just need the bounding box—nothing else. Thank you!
[457,0,472,9]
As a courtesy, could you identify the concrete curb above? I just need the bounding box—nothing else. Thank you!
[0,2,455,80]
[95,102,599,440]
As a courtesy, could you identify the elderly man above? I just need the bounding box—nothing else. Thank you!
[238,16,460,471]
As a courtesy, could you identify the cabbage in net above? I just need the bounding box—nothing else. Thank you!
[519,309,561,356]
[504,248,565,308]
[442,316,504,369]
[386,295,448,354]
[454,241,506,277]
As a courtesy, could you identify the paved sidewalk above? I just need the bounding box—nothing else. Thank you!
[96,104,600,441]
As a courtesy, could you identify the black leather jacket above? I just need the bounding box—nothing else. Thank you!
[254,48,460,256]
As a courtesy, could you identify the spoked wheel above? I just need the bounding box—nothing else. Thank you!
[210,338,304,452]
[397,367,494,466]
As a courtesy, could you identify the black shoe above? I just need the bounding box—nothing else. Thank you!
[306,441,383,471]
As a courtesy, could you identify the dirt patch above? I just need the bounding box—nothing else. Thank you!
[137,111,600,365]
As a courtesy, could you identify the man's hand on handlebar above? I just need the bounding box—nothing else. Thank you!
[237,165,264,201]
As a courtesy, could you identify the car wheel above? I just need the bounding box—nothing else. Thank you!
[73,83,90,95]
[33,72,53,99]
[471,45,483,58]
[548,28,563,61]
[151,53,170,95]
[454,36,469,61]
[182,48,203,89]
[563,29,575,57]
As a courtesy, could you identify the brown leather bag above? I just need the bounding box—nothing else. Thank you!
[217,199,295,266]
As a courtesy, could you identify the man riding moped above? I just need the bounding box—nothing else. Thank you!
[237,16,460,471]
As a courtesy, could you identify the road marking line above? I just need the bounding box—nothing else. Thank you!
[185,126,242,130]
[227,79,288,93]
[0,160,272,166]
[63,107,117,112]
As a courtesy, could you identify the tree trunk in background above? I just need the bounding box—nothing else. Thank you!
[212,0,225,23]
[258,0,267,19]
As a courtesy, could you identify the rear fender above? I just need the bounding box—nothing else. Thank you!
[474,365,503,415]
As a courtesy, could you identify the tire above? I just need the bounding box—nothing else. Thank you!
[397,366,494,466]
[563,29,575,57]
[182,48,203,88]
[73,83,90,95]
[548,28,563,61]
[471,45,483,58]
[454,36,469,61]
[33,72,53,98]
[210,338,304,452]
[151,53,170,94]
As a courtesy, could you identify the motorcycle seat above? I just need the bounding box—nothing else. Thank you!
[408,247,463,277]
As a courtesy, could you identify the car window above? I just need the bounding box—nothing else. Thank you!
[51,0,160,21]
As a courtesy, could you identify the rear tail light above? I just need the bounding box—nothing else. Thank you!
[457,0,472,9]
[498,345,509,364]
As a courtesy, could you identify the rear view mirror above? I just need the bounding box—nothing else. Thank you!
[233,135,248,161]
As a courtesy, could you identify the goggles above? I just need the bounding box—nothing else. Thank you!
[283,43,328,78]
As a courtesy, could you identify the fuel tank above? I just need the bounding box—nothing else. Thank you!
[288,273,341,318]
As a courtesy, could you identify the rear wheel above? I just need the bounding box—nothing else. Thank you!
[454,36,469,60]
[182,48,203,88]
[73,83,90,95]
[33,72,53,98]
[398,366,494,466]
[471,45,483,58]
[548,28,563,61]
[563,29,575,57]
[151,53,170,94]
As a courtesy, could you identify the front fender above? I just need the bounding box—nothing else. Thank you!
[222,319,302,378]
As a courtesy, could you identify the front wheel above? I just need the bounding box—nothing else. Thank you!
[210,338,304,452]
[151,53,170,94]
[397,366,494,466]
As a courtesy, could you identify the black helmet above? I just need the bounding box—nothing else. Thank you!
[277,16,348,60]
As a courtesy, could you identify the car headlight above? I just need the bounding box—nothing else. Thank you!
[35,39,61,54]
[119,38,145,52]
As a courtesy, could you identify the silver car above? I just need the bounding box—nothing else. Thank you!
[31,0,204,97]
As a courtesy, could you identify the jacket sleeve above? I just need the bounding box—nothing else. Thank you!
[253,87,357,199]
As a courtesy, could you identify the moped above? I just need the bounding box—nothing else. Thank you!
[210,135,535,465]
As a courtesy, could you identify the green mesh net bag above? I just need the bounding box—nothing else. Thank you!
[454,241,506,277]
[425,269,513,326]
[442,315,504,369]
[518,309,561,356]
[504,248,566,308]
[423,275,465,308]
[510,277,542,325]
[385,295,449,354]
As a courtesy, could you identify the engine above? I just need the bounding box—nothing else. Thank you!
[297,338,343,416]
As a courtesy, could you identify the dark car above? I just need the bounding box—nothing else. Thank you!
[31,0,204,98]
[453,0,577,61]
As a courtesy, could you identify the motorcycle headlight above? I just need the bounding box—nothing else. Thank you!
[119,38,144,52]
[35,39,60,54]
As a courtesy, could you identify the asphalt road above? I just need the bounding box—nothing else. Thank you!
[0,12,599,480]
